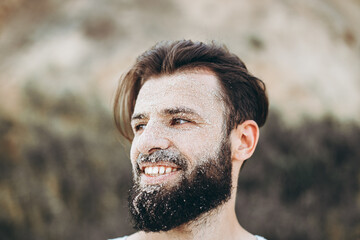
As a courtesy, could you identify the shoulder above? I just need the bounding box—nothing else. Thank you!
[255,235,267,240]
[109,232,145,240]
[108,237,128,240]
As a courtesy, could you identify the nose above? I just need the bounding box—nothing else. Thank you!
[136,123,171,155]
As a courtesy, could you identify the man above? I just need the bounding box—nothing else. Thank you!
[112,40,269,240]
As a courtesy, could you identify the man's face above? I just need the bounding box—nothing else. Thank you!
[128,70,232,231]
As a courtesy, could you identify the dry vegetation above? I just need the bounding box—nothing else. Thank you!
[0,85,359,240]
[1,0,360,239]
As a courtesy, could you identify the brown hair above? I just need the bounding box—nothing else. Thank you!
[113,40,268,141]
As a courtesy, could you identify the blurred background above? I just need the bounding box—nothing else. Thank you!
[0,0,359,239]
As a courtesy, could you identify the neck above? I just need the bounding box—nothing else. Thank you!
[133,188,254,240]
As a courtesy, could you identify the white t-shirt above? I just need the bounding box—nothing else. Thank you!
[109,235,267,240]
[255,236,267,240]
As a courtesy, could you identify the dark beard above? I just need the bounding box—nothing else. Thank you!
[128,139,232,232]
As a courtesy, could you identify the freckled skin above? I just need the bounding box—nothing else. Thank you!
[130,70,226,178]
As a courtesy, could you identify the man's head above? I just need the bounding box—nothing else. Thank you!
[113,40,268,232]
[114,40,268,141]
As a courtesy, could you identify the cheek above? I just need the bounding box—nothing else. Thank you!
[175,129,222,164]
[130,140,138,167]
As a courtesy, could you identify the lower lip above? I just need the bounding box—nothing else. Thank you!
[140,170,181,185]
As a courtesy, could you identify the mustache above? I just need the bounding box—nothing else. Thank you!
[136,149,188,170]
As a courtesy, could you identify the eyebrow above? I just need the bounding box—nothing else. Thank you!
[131,113,147,121]
[131,107,201,122]
[161,106,199,116]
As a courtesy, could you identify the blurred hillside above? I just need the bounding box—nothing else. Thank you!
[0,87,359,240]
[0,0,360,240]
[0,0,359,123]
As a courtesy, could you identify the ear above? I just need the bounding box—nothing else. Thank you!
[229,120,259,164]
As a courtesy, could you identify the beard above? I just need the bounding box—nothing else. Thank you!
[128,138,233,232]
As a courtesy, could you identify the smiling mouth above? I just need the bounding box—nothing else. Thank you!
[141,166,180,176]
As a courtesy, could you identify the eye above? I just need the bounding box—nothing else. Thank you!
[170,118,191,125]
[134,123,146,132]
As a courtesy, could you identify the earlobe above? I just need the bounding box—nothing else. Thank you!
[230,120,259,163]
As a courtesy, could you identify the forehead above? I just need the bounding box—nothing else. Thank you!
[133,71,224,116]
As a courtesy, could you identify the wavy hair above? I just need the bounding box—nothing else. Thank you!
[114,40,268,141]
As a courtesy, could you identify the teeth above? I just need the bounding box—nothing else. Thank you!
[143,166,178,176]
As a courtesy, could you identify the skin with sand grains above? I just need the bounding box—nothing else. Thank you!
[128,71,233,234]
[111,40,268,240]
[124,71,260,240]
[130,71,226,186]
